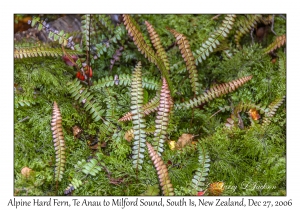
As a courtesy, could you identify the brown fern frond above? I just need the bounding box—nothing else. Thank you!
[146,142,175,196]
[123,15,173,94]
[145,21,170,72]
[123,15,157,64]
[152,77,172,155]
[264,34,286,54]
[175,75,252,110]
[168,28,200,95]
[51,101,66,183]
[118,111,133,122]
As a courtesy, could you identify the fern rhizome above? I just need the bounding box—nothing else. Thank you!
[14,14,286,196]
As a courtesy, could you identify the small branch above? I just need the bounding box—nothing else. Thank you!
[18,116,30,123]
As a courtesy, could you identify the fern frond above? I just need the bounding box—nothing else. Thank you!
[119,89,160,122]
[264,34,286,54]
[64,178,83,195]
[152,78,172,156]
[123,15,173,94]
[145,21,170,72]
[82,158,102,176]
[30,16,75,48]
[190,142,210,195]
[130,61,147,173]
[81,14,92,52]
[51,101,66,183]
[14,95,36,108]
[262,96,285,126]
[235,14,264,49]
[146,142,175,196]
[175,75,252,110]
[92,74,160,91]
[97,14,116,32]
[169,28,200,95]
[14,45,82,59]
[194,14,236,65]
[67,79,106,122]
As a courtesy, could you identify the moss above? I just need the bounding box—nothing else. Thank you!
[14,14,286,196]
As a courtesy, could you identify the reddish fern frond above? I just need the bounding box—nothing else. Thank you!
[262,96,285,126]
[264,34,286,54]
[51,101,66,183]
[123,15,157,64]
[123,15,173,94]
[152,78,172,155]
[169,28,200,95]
[119,89,161,122]
[146,142,175,196]
[175,75,252,110]
[145,21,170,72]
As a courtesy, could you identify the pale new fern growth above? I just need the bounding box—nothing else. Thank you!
[152,77,172,156]
[130,61,147,173]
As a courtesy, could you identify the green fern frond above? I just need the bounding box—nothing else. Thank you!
[235,14,264,49]
[92,74,160,91]
[194,14,236,65]
[175,75,252,110]
[262,96,285,126]
[64,178,83,195]
[97,14,116,32]
[30,16,74,47]
[190,142,210,195]
[145,21,170,72]
[14,95,36,108]
[51,101,66,183]
[146,142,175,196]
[82,158,102,176]
[264,34,286,54]
[67,79,106,123]
[152,78,172,156]
[14,45,82,59]
[119,89,160,122]
[140,184,160,196]
[130,61,147,173]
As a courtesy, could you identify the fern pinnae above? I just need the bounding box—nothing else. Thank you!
[262,96,285,126]
[194,14,236,65]
[190,142,210,195]
[119,88,161,122]
[169,28,200,95]
[146,142,175,196]
[152,78,172,155]
[264,34,286,54]
[234,14,265,49]
[175,75,252,110]
[130,61,147,173]
[123,15,173,94]
[145,21,170,73]
[51,101,66,184]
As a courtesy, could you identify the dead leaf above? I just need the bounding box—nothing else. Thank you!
[72,125,82,138]
[248,108,261,120]
[167,140,176,150]
[176,133,194,149]
[208,181,225,196]
[124,129,134,142]
[21,167,33,178]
